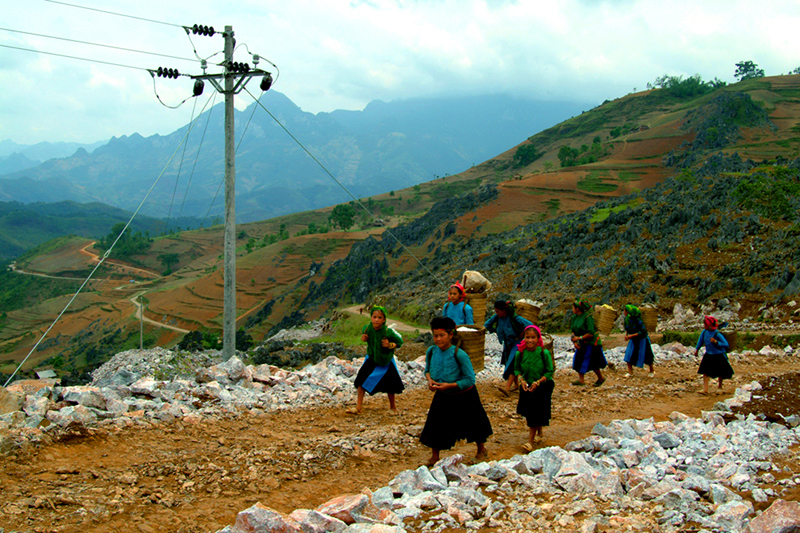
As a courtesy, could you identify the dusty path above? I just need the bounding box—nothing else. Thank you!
[79,242,160,278]
[2,354,799,533]
[128,291,190,334]
[342,305,423,334]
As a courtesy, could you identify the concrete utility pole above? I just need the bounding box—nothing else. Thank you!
[186,25,273,360]
[222,26,237,361]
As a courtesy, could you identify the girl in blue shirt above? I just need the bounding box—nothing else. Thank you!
[695,315,733,394]
[442,283,474,325]
[484,300,533,394]
[419,316,493,467]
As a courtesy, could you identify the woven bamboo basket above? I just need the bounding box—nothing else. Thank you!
[721,330,737,351]
[465,292,488,326]
[542,333,554,354]
[594,305,618,336]
[641,306,658,334]
[456,325,486,373]
[515,300,541,324]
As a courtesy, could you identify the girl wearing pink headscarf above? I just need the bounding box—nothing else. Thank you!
[513,325,555,451]
[442,283,474,325]
[694,315,733,394]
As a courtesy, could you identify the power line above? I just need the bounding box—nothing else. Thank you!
[44,0,185,29]
[243,86,449,290]
[2,103,211,387]
[0,26,199,63]
[0,42,149,71]
[177,92,218,225]
[202,91,263,226]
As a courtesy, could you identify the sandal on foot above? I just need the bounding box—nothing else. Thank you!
[522,443,533,453]
[593,378,606,387]
[496,385,510,397]
[345,407,361,415]
[472,451,489,464]
[571,380,585,386]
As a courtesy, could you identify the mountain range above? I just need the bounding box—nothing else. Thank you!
[0,92,587,223]
[0,139,106,175]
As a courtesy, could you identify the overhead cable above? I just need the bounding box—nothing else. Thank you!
[243,86,449,290]
[0,42,148,71]
[44,0,185,29]
[0,26,199,62]
[202,90,263,226]
[2,93,215,388]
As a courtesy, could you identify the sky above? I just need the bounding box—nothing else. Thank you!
[1,0,800,146]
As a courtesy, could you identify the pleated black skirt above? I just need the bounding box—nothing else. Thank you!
[516,379,554,427]
[698,352,734,380]
[419,386,493,450]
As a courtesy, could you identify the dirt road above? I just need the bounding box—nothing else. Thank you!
[1,353,799,533]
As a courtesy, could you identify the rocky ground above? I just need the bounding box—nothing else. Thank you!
[1,328,799,533]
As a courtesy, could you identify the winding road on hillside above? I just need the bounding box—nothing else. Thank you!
[129,291,190,334]
[78,242,160,278]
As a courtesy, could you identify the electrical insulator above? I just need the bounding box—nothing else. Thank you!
[193,79,204,96]
[226,61,250,73]
[156,67,180,79]
[260,72,273,91]
[192,24,215,36]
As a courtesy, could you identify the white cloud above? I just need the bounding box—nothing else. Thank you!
[1,0,799,144]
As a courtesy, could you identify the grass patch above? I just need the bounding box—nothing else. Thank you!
[661,330,700,347]
[297,238,339,259]
[577,171,618,193]
[618,171,644,182]
[310,313,372,347]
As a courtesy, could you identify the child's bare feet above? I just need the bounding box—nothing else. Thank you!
[425,455,439,467]
[388,408,399,415]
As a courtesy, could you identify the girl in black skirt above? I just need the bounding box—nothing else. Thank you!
[420,316,493,467]
[695,315,733,394]
[348,306,404,415]
[513,325,555,451]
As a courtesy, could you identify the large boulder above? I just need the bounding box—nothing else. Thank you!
[745,499,800,533]
[0,387,23,416]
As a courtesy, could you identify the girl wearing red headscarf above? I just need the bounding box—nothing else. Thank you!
[694,315,733,394]
[513,325,555,451]
[442,283,474,325]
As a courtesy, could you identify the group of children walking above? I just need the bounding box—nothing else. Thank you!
[349,285,735,466]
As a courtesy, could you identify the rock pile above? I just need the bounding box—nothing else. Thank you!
[216,381,800,533]
[1,330,797,455]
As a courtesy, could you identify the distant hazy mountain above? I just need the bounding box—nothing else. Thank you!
[0,139,106,163]
[0,152,40,175]
[0,92,587,222]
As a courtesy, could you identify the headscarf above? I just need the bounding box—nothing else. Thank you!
[574,298,591,313]
[624,304,641,318]
[704,315,718,330]
[516,324,543,352]
[448,283,466,302]
[371,306,388,320]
